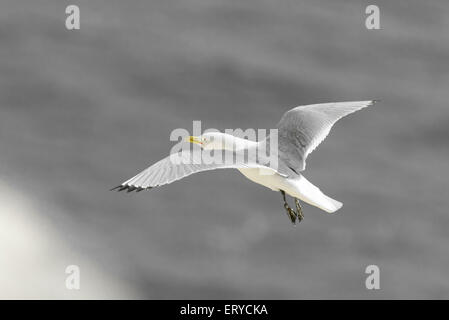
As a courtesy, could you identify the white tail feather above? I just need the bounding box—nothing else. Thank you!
[319,194,343,213]
[284,175,343,213]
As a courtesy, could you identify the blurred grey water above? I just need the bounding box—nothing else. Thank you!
[0,0,449,298]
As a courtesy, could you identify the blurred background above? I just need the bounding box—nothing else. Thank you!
[0,0,448,299]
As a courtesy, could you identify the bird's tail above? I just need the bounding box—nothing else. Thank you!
[289,175,343,213]
[317,194,343,213]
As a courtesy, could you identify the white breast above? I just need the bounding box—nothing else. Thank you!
[237,168,284,191]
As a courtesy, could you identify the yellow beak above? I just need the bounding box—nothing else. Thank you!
[187,136,203,145]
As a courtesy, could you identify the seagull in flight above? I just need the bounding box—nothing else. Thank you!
[112,101,374,224]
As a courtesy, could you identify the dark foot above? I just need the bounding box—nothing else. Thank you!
[281,190,297,225]
[294,198,304,221]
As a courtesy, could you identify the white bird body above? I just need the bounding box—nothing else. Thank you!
[238,167,342,213]
[112,100,373,221]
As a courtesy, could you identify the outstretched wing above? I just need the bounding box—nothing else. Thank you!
[111,149,274,192]
[276,100,374,174]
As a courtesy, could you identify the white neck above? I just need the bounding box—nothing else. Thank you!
[217,134,258,151]
[233,136,258,151]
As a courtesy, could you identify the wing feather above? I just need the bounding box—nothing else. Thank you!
[112,149,274,192]
[275,100,374,174]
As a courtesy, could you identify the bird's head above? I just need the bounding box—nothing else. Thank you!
[186,132,235,150]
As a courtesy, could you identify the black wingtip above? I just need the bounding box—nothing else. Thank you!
[110,185,154,193]
[126,186,137,193]
[110,185,130,192]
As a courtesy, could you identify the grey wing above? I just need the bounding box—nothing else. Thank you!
[276,100,374,175]
[111,149,273,192]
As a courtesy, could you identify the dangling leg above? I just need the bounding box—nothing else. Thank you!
[294,198,304,221]
[281,190,297,225]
